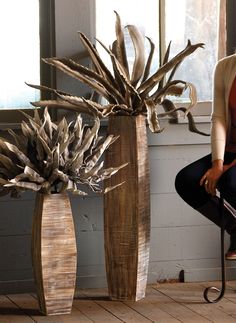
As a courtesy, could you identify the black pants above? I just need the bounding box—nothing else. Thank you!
[175,151,236,210]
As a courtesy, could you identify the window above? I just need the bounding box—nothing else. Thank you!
[0,0,55,123]
[96,0,160,78]
[0,1,40,109]
[164,0,222,103]
[95,0,224,116]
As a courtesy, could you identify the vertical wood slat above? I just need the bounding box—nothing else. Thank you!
[31,192,77,315]
[104,115,150,301]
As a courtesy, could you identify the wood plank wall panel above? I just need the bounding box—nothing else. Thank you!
[0,122,230,293]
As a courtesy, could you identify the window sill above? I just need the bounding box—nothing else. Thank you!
[174,114,211,124]
[0,123,21,130]
[0,107,42,130]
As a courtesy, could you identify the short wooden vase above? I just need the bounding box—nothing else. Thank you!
[104,115,150,301]
[31,192,77,315]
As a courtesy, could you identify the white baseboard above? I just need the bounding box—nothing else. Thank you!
[184,266,236,282]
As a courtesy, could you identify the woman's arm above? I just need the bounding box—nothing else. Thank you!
[200,59,228,195]
[211,59,227,162]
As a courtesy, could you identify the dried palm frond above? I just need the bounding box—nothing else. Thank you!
[0,109,127,197]
[28,11,208,136]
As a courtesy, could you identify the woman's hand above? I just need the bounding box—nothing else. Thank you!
[200,159,224,196]
[200,159,236,195]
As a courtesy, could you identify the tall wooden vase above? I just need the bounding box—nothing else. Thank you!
[31,192,77,315]
[104,115,150,301]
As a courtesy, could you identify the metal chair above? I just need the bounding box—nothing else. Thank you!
[203,196,226,303]
[203,195,226,303]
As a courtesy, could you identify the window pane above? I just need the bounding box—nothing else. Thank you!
[96,0,160,77]
[0,0,40,109]
[165,0,220,102]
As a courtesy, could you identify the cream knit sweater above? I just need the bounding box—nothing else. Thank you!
[211,53,236,161]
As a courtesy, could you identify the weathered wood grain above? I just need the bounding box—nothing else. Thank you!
[104,115,150,301]
[31,193,77,315]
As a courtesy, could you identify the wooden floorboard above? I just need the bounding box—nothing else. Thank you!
[149,285,210,323]
[73,299,123,323]
[0,295,34,323]
[200,281,236,318]
[1,282,236,322]
[154,282,236,323]
[7,294,93,323]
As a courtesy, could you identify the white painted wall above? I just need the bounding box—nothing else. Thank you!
[0,0,235,294]
[147,122,235,284]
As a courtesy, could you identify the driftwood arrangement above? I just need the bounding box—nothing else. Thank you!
[28,11,207,136]
[25,11,209,302]
[0,108,126,314]
[0,108,126,197]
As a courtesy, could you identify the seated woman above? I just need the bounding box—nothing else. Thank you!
[175,53,236,260]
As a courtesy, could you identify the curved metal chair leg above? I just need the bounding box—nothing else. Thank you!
[203,196,226,303]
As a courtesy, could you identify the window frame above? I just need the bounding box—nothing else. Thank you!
[226,0,236,55]
[0,0,56,127]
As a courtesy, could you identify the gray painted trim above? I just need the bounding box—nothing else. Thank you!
[0,280,36,295]
[0,275,108,295]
